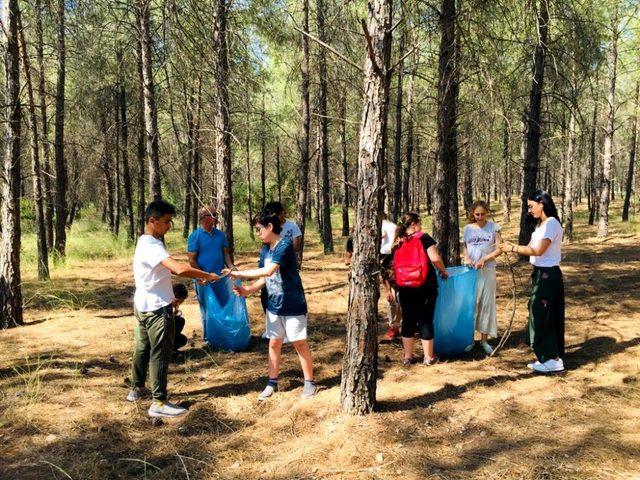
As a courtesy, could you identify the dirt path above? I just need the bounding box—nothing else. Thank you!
[2,222,640,479]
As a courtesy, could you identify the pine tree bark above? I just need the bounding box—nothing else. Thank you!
[53,0,67,256]
[402,26,415,214]
[340,90,350,236]
[295,0,311,263]
[138,0,161,200]
[564,107,576,240]
[1,0,24,328]
[317,0,333,253]
[392,30,404,221]
[340,0,392,415]
[598,7,618,238]
[136,38,146,237]
[191,79,202,232]
[502,114,511,224]
[113,92,121,236]
[260,96,266,206]
[35,0,54,250]
[17,11,49,280]
[518,0,548,247]
[245,113,254,240]
[212,0,234,250]
[622,80,639,221]
[117,50,135,241]
[433,0,460,266]
[276,140,282,203]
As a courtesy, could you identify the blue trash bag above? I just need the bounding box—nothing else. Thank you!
[196,277,250,352]
[433,266,478,357]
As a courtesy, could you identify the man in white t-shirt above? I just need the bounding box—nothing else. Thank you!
[379,212,401,339]
[128,200,219,418]
[264,201,302,252]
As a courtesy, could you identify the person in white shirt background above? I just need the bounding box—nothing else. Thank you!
[501,190,565,374]
[380,212,402,340]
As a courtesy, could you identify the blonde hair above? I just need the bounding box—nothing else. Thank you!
[467,200,490,224]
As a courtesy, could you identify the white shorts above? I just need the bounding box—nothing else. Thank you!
[265,311,308,342]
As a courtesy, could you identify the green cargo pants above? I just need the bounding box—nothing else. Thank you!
[131,305,175,400]
[526,266,565,363]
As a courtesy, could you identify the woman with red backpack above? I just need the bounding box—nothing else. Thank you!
[392,212,449,366]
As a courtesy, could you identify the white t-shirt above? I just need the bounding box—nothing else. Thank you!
[133,235,173,312]
[529,218,563,267]
[281,219,302,243]
[462,221,501,268]
[380,220,397,255]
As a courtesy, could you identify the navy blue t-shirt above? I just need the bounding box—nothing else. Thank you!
[258,238,307,316]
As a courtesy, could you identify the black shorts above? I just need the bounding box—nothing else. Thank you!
[397,285,438,340]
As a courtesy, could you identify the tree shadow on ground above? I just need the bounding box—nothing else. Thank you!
[378,334,640,414]
[1,414,230,480]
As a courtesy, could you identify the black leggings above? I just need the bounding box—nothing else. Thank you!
[397,286,438,340]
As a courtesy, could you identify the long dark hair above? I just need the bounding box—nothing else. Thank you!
[392,212,420,252]
[528,190,560,224]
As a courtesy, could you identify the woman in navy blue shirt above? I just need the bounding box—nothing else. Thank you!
[226,211,317,401]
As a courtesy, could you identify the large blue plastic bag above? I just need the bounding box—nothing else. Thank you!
[195,277,250,351]
[433,266,478,357]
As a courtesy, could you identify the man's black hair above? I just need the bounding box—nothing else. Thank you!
[173,283,188,300]
[263,201,284,215]
[145,200,176,222]
[254,211,282,234]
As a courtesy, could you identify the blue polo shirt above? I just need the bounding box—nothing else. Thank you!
[187,227,229,274]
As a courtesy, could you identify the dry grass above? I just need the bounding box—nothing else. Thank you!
[2,203,640,479]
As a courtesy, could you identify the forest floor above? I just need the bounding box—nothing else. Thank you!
[2,204,640,480]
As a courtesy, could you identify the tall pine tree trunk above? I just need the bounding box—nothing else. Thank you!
[340,89,350,236]
[1,0,23,328]
[295,0,311,263]
[392,30,404,221]
[502,113,511,223]
[433,0,460,265]
[113,92,121,236]
[35,0,54,250]
[340,0,392,415]
[53,0,67,256]
[245,112,254,240]
[138,0,161,200]
[564,107,576,240]
[622,80,639,221]
[136,40,146,237]
[18,11,49,280]
[598,6,618,238]
[212,0,234,250]
[117,50,135,241]
[402,27,415,214]
[518,0,548,247]
[317,0,333,253]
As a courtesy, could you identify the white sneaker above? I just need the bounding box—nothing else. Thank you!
[258,384,277,401]
[532,358,565,374]
[480,341,493,355]
[527,361,542,370]
[126,387,150,402]
[148,400,187,417]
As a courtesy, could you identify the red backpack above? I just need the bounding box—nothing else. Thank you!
[393,232,429,288]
